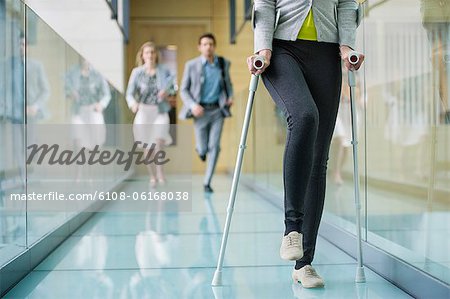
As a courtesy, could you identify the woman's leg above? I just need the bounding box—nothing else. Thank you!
[294,41,342,269]
[155,138,166,183]
[262,40,320,235]
[333,137,346,185]
[144,148,157,184]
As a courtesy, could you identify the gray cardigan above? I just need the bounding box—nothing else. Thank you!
[252,0,363,53]
[65,65,111,115]
[126,64,175,113]
[179,55,233,120]
[0,57,50,122]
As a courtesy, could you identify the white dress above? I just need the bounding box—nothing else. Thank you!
[126,67,173,147]
[66,68,111,149]
[333,95,361,148]
[133,103,173,147]
[71,105,107,149]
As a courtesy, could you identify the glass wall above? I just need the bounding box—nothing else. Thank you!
[227,0,449,286]
[0,0,27,266]
[0,0,127,266]
[362,0,449,284]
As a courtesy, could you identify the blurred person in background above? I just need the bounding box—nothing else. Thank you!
[0,34,50,124]
[65,58,111,181]
[126,41,175,188]
[179,33,234,193]
[0,33,49,242]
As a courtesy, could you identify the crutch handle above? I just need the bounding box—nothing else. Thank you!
[347,52,359,87]
[253,55,265,70]
[348,51,360,66]
[347,51,360,86]
[249,56,264,92]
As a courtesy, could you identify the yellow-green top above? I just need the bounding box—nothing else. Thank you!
[297,9,318,41]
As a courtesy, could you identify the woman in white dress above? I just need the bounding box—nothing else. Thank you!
[126,42,174,187]
[66,58,111,149]
[65,58,111,182]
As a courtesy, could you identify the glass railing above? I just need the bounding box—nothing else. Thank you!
[362,0,449,285]
[0,0,128,266]
[226,1,449,285]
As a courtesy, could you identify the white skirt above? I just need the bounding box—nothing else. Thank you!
[133,103,172,147]
[71,104,106,149]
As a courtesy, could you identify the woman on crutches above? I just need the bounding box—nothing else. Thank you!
[247,0,365,288]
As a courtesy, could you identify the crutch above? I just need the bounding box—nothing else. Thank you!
[347,51,366,283]
[211,56,265,286]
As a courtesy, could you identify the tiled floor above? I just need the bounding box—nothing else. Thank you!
[5,175,413,298]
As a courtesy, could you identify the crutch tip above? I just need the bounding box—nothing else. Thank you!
[355,266,366,283]
[211,270,223,286]
[211,283,225,299]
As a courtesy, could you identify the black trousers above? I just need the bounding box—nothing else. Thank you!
[262,38,342,268]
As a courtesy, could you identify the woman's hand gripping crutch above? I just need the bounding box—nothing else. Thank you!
[211,55,266,287]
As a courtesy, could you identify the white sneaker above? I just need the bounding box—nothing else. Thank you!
[280,231,303,260]
[292,265,325,288]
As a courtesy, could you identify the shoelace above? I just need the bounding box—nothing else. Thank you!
[287,234,300,247]
[304,266,318,277]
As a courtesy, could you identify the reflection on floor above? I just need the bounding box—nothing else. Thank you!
[5,175,412,298]
[325,175,450,285]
